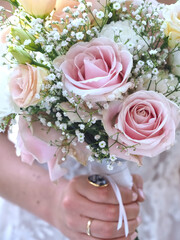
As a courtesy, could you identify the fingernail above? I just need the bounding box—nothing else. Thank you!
[138,188,145,200]
[137,216,142,225]
[131,232,138,240]
[132,192,138,201]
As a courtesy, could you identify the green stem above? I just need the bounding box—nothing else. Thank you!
[32,61,50,70]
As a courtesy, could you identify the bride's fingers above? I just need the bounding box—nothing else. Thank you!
[132,174,145,202]
[76,231,138,240]
[73,175,138,205]
[83,218,140,239]
[64,193,139,222]
[66,215,140,239]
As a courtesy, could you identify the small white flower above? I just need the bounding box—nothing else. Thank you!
[91,117,97,124]
[82,12,88,18]
[103,103,109,109]
[107,164,114,171]
[113,2,121,10]
[72,11,80,17]
[108,12,113,18]
[35,93,40,99]
[40,118,46,125]
[147,60,154,68]
[122,7,127,12]
[86,101,93,109]
[76,32,84,40]
[78,3,85,12]
[62,90,68,97]
[61,41,68,47]
[86,30,91,35]
[95,135,101,141]
[77,132,85,143]
[45,45,53,53]
[137,60,144,68]
[99,141,106,148]
[60,123,67,130]
[149,49,158,55]
[152,68,159,75]
[79,124,85,130]
[53,32,60,40]
[24,39,31,46]
[47,74,56,81]
[110,155,117,162]
[62,147,67,153]
[102,149,107,155]
[96,11,104,19]
[71,31,76,37]
[47,122,52,127]
[87,2,93,7]
[56,82,63,89]
[135,15,141,21]
[35,24,42,32]
[63,6,70,12]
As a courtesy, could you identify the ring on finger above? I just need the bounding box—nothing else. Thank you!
[88,175,109,188]
[86,219,93,236]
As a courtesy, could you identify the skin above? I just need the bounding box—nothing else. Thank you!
[0,0,175,239]
[0,133,144,240]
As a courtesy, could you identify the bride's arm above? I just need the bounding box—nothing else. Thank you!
[0,133,143,240]
[0,133,67,225]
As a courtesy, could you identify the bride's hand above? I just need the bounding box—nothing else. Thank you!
[52,175,144,240]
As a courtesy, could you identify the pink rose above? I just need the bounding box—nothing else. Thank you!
[103,91,180,163]
[9,64,48,108]
[17,117,91,181]
[55,38,133,102]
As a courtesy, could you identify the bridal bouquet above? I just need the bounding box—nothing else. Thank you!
[1,0,180,237]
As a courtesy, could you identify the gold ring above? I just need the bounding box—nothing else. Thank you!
[88,175,109,188]
[87,219,93,236]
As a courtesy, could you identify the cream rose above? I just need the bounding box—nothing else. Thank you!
[9,64,48,108]
[103,91,180,163]
[18,0,56,18]
[99,20,148,52]
[54,37,133,102]
[163,1,180,48]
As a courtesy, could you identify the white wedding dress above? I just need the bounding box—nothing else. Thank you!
[0,131,180,240]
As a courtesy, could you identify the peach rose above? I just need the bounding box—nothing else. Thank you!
[18,0,56,18]
[103,91,180,163]
[9,64,48,108]
[53,0,106,28]
[54,37,133,102]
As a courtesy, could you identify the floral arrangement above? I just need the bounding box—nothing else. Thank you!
[1,0,180,237]
[1,0,180,174]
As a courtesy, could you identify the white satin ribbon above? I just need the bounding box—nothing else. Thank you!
[88,160,133,237]
[106,175,129,237]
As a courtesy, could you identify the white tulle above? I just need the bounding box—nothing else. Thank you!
[0,129,180,239]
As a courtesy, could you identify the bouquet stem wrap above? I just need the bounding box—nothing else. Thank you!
[88,159,133,237]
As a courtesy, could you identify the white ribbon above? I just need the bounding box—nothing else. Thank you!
[88,160,133,237]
